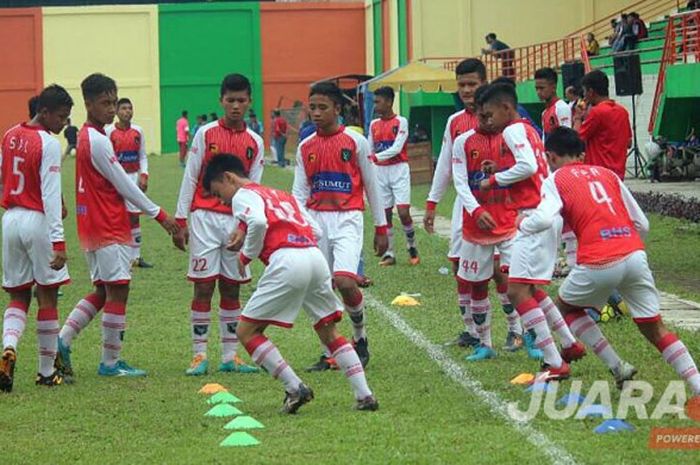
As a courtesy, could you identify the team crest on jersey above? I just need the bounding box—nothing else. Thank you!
[308,153,317,163]
[208,143,219,154]
[246,146,254,160]
[470,149,479,159]
[134,135,141,145]
[392,125,398,136]
[340,148,352,162]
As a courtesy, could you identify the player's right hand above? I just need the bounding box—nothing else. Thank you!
[226,229,245,252]
[423,210,435,234]
[159,215,181,236]
[172,229,188,251]
[476,210,497,231]
[373,232,389,257]
[50,250,67,270]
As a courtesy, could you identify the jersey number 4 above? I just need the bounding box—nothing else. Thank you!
[588,181,616,215]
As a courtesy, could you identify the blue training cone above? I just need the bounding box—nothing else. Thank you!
[594,419,635,434]
[557,393,586,407]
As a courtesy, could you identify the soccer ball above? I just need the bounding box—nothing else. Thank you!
[599,304,616,323]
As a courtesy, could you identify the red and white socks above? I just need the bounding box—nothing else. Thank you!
[219,299,241,362]
[327,336,372,399]
[245,335,301,393]
[343,289,366,342]
[498,283,522,335]
[457,279,477,338]
[130,214,142,263]
[59,293,105,346]
[190,300,211,357]
[2,300,28,350]
[470,285,492,348]
[37,307,59,377]
[656,332,700,396]
[534,289,576,349]
[516,298,564,368]
[565,309,622,369]
[101,302,126,367]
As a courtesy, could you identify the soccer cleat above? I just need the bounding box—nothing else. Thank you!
[503,332,524,352]
[35,369,64,387]
[185,354,209,376]
[219,355,260,374]
[0,347,17,393]
[355,395,379,411]
[465,344,496,362]
[611,361,638,390]
[281,383,314,414]
[379,254,396,266]
[98,360,147,377]
[561,341,587,363]
[305,355,338,372]
[55,337,74,383]
[358,276,373,288]
[450,331,480,348]
[135,257,153,269]
[523,331,544,360]
[531,361,571,384]
[354,337,370,368]
[408,247,420,266]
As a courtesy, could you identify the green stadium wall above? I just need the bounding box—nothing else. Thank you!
[654,63,700,140]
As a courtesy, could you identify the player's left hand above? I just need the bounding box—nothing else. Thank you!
[227,228,245,252]
[158,215,181,236]
[479,179,493,191]
[50,250,67,270]
[476,210,497,230]
[374,232,388,257]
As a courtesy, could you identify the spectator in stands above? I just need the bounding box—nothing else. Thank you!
[607,18,620,46]
[272,109,288,167]
[630,12,648,40]
[688,1,699,11]
[491,76,543,136]
[482,33,515,78]
[565,85,585,114]
[613,14,638,52]
[586,32,600,56]
[573,70,632,179]
[247,110,263,136]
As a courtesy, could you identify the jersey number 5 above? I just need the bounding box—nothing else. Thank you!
[9,157,25,195]
[588,181,616,215]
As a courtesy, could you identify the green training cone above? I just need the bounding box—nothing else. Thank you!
[205,404,243,418]
[207,392,243,405]
[224,416,265,430]
[220,432,260,447]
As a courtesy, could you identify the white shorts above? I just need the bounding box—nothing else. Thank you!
[241,247,343,328]
[188,209,251,284]
[85,243,132,285]
[509,214,562,285]
[376,163,411,209]
[457,237,514,283]
[2,208,70,290]
[124,172,141,214]
[310,210,363,280]
[448,197,464,261]
[559,250,660,323]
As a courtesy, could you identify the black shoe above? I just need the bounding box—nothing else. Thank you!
[136,257,153,268]
[356,395,379,411]
[408,247,420,265]
[281,383,314,414]
[0,347,17,393]
[454,331,480,348]
[305,355,337,372]
[354,337,370,368]
[35,369,64,387]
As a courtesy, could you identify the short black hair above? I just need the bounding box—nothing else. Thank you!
[117,97,132,108]
[220,73,252,97]
[81,73,117,101]
[182,110,188,117]
[203,154,248,191]
[486,33,497,40]
[455,58,487,81]
[309,81,344,106]
[373,86,395,102]
[475,82,518,107]
[581,69,609,97]
[37,85,74,114]
[544,127,585,156]
[490,76,516,88]
[28,95,39,119]
[210,112,218,120]
[534,67,558,84]
[473,85,489,107]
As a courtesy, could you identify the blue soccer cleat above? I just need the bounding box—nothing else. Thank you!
[98,360,147,377]
[55,337,74,382]
[219,355,259,374]
[523,331,544,361]
[465,344,496,362]
[185,354,209,376]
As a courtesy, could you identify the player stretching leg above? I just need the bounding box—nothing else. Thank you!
[204,154,378,413]
[0,86,73,391]
[293,82,388,372]
[521,127,700,398]
[368,86,419,266]
[173,74,263,376]
[106,98,152,268]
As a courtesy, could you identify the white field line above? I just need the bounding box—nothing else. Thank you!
[366,293,580,465]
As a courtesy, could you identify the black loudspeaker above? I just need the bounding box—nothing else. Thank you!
[561,62,585,90]
[613,54,643,96]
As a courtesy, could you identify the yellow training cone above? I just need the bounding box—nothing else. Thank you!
[199,383,228,394]
[510,373,535,385]
[391,295,420,306]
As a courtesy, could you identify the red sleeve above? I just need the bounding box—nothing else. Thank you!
[578,107,600,141]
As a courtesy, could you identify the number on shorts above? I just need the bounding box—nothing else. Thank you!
[588,181,616,215]
[10,157,25,195]
[462,259,479,274]
[192,258,208,272]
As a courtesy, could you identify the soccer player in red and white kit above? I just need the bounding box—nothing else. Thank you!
[204,154,378,413]
[106,97,152,268]
[293,82,388,372]
[55,73,179,379]
[423,59,486,349]
[521,127,700,397]
[368,86,419,267]
[0,85,74,392]
[173,74,263,376]
[477,84,584,382]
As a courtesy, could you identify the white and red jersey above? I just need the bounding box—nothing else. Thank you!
[426,108,479,210]
[452,128,517,245]
[541,98,572,141]
[519,162,648,266]
[488,119,549,211]
[76,124,165,251]
[176,120,264,220]
[106,123,148,175]
[292,126,386,229]
[234,183,319,266]
[368,115,409,166]
[0,123,65,248]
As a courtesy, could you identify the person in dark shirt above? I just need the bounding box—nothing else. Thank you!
[62,118,78,161]
[482,33,515,77]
